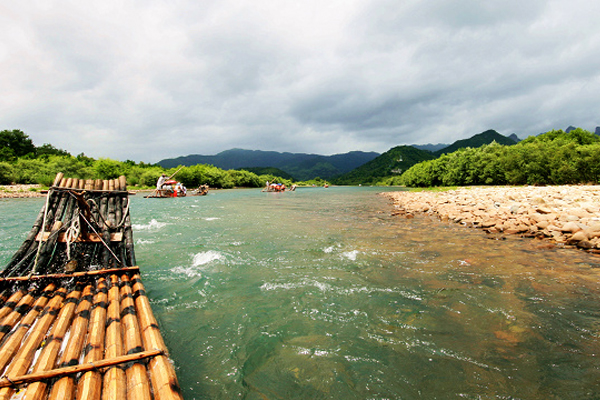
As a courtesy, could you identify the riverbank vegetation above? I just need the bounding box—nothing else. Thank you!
[3,128,599,189]
[0,129,292,189]
[389,128,600,187]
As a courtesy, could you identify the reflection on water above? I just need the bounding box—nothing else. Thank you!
[2,188,600,399]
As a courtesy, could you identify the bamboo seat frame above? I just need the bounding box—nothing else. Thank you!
[0,173,183,400]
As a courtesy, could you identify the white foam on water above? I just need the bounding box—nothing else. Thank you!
[192,250,224,267]
[260,279,333,292]
[342,250,360,261]
[203,217,220,221]
[136,239,155,245]
[132,219,167,230]
[171,266,203,278]
[170,251,225,278]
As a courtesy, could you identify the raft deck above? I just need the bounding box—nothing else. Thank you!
[0,174,182,400]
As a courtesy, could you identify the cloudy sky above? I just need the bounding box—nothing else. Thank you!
[2,1,600,162]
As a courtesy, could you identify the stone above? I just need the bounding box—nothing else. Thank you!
[547,224,561,232]
[480,219,497,228]
[569,231,589,243]
[586,230,600,239]
[561,221,581,233]
[536,220,549,230]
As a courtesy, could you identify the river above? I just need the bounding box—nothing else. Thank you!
[1,187,600,399]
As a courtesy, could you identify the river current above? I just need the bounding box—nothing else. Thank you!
[1,187,600,399]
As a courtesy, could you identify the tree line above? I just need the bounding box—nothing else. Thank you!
[0,130,291,189]
[387,128,600,187]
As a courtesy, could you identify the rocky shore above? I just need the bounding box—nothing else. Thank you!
[383,185,600,253]
[0,184,45,198]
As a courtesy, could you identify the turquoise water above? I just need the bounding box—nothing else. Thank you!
[2,187,600,399]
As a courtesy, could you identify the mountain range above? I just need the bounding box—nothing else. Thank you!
[330,130,518,185]
[158,149,380,181]
[158,127,592,183]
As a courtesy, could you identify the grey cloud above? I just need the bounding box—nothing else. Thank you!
[1,0,600,162]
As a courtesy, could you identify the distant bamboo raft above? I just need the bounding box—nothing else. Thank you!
[0,173,183,400]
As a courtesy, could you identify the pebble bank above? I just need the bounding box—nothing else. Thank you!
[0,184,44,198]
[383,186,600,253]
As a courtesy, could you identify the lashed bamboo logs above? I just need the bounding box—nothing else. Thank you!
[23,286,83,400]
[120,274,152,400]
[0,285,66,400]
[0,350,163,390]
[76,277,108,400]
[132,274,183,400]
[0,284,56,372]
[0,291,36,343]
[103,274,126,399]
[1,173,184,400]
[48,284,94,400]
[0,289,26,322]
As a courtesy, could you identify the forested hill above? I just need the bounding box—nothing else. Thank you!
[332,146,436,185]
[433,129,518,156]
[158,149,380,181]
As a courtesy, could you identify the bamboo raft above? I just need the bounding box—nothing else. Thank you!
[0,173,183,400]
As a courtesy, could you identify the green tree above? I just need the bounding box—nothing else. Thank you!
[0,162,15,184]
[0,130,36,160]
[94,158,122,180]
[36,143,71,158]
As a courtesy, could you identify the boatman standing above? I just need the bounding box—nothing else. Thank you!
[157,174,167,189]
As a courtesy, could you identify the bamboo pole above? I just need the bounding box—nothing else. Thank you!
[0,350,163,389]
[0,289,26,322]
[48,284,94,400]
[107,194,118,268]
[0,283,55,372]
[0,285,65,400]
[119,176,127,191]
[115,195,123,231]
[23,285,82,400]
[0,266,140,282]
[108,194,117,228]
[132,274,183,400]
[123,200,136,266]
[120,274,151,400]
[52,173,64,187]
[0,290,9,307]
[0,291,36,343]
[76,277,108,400]
[103,274,126,400]
[33,189,70,274]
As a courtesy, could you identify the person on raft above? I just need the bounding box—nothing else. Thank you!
[156,174,167,189]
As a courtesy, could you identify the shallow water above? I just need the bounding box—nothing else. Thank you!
[2,187,600,399]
